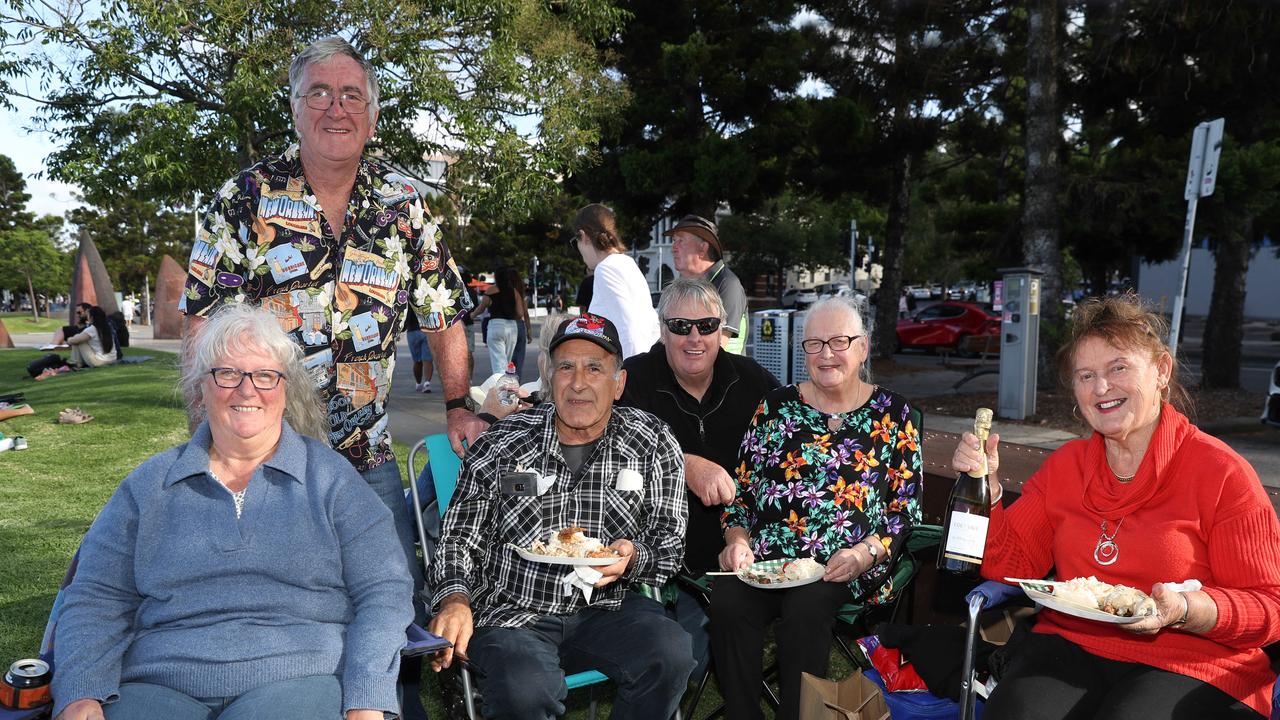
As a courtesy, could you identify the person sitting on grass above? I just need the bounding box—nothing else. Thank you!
[49,302,91,347]
[51,304,413,720]
[66,306,117,369]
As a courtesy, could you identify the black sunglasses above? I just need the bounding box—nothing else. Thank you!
[663,317,722,336]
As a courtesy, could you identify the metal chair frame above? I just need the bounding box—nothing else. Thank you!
[407,434,612,720]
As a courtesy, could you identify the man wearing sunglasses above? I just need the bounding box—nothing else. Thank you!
[619,277,779,683]
[664,214,750,355]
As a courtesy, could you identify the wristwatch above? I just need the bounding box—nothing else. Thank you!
[861,538,880,563]
[445,396,470,412]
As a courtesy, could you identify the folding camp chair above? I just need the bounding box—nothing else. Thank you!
[679,524,941,720]
[406,433,612,720]
[3,520,448,720]
[0,549,79,720]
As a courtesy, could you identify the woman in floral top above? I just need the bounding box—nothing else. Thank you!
[708,297,923,720]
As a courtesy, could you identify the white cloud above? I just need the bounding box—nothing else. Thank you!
[0,100,84,219]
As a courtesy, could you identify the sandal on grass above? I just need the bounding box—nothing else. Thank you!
[58,408,93,424]
[0,403,36,420]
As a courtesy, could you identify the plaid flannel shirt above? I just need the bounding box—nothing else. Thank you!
[428,403,687,628]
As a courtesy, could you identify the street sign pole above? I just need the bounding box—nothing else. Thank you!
[1169,118,1224,350]
[1168,196,1199,350]
[532,255,539,309]
[849,220,858,288]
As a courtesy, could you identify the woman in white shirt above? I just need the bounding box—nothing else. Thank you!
[66,305,117,368]
[571,204,659,358]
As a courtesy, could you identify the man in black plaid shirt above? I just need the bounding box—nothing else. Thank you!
[427,313,694,720]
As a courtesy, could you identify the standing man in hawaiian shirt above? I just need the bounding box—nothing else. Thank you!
[180,36,486,635]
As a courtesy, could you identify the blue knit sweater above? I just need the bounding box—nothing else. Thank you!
[51,421,413,717]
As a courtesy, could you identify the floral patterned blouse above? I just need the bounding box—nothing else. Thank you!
[181,144,468,472]
[725,384,924,603]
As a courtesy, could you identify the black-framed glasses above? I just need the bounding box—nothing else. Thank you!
[209,367,286,390]
[801,335,862,354]
[663,317,722,336]
[296,89,369,114]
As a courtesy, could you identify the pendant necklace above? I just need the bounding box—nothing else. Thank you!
[827,415,844,433]
[1094,518,1124,566]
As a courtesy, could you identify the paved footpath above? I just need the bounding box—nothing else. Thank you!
[10,320,1276,504]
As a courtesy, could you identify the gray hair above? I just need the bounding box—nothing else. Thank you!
[656,277,726,323]
[537,312,569,391]
[289,36,381,122]
[806,296,874,383]
[181,304,329,441]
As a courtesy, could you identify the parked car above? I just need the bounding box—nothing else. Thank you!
[895,301,1000,355]
[780,286,819,309]
[1264,359,1280,427]
[813,282,847,298]
[929,283,944,299]
[910,285,932,300]
[948,283,977,301]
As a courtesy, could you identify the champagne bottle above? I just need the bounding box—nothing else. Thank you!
[938,408,994,577]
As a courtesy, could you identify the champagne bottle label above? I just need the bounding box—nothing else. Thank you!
[943,511,989,562]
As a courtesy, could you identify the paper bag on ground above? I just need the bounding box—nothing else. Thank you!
[799,671,890,720]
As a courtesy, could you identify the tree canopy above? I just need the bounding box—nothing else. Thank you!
[3,0,628,215]
[0,154,34,231]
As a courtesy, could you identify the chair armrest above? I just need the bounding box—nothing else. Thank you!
[403,622,452,658]
[965,580,1022,609]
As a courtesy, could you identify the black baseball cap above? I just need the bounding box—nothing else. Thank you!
[548,313,623,358]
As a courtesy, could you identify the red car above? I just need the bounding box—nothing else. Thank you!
[895,301,1000,354]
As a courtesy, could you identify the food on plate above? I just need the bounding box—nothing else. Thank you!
[1101,585,1158,618]
[529,527,621,559]
[1050,576,1156,618]
[1052,576,1114,609]
[740,557,825,585]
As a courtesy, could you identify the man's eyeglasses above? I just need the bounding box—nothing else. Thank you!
[801,335,862,354]
[296,89,369,114]
[209,368,286,390]
[663,317,722,336]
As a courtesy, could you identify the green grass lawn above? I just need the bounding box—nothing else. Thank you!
[0,348,828,718]
[1,312,66,335]
[0,348,189,666]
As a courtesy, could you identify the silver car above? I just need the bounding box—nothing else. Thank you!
[780,287,819,309]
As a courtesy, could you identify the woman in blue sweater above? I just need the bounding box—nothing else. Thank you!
[52,304,413,720]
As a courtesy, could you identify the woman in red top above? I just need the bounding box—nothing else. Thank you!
[951,294,1280,719]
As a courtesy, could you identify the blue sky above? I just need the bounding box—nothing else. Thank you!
[1,95,83,219]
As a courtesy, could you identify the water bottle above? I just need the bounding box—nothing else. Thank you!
[498,362,520,407]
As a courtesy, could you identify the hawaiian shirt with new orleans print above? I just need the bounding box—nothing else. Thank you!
[724,384,923,604]
[181,143,469,472]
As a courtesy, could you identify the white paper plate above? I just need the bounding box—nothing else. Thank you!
[737,559,826,590]
[513,545,621,567]
[1011,579,1147,625]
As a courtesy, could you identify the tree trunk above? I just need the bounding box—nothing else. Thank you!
[1200,226,1250,389]
[25,272,37,321]
[874,153,911,359]
[1022,0,1065,384]
[872,5,914,360]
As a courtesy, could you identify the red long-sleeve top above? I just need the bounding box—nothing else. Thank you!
[982,403,1280,716]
